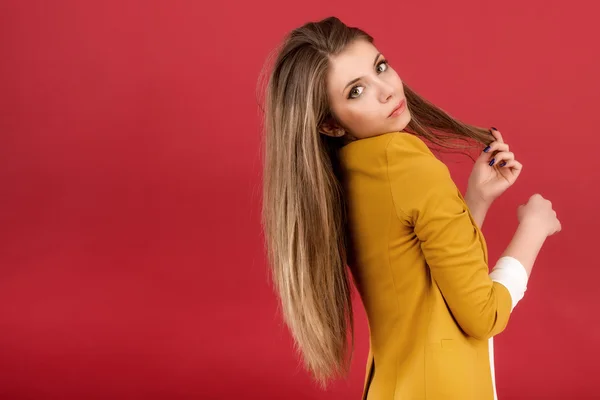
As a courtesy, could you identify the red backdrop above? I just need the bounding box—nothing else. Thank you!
[1,1,598,399]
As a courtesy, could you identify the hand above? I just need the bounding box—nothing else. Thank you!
[518,193,562,237]
[466,128,523,205]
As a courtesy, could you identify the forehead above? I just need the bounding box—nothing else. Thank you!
[327,39,380,91]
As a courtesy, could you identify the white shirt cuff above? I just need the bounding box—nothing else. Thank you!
[489,256,529,311]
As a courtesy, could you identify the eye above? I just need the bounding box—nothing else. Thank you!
[347,60,389,99]
[348,86,364,99]
[376,60,389,73]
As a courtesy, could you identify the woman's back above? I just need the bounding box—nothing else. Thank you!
[340,131,512,399]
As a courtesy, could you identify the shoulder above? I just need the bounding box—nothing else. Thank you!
[385,132,460,222]
[384,132,450,183]
[385,131,433,156]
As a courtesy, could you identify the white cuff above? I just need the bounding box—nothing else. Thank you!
[489,256,529,311]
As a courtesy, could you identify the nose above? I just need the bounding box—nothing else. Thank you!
[379,82,395,103]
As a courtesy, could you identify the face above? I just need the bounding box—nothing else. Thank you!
[324,39,411,141]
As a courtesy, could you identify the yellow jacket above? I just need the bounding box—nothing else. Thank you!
[339,132,516,399]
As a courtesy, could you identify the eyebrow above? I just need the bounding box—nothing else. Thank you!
[343,52,382,93]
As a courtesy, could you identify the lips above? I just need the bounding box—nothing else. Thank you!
[388,99,406,118]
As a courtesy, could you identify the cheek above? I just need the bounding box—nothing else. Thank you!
[393,75,404,91]
[331,101,362,124]
[341,104,386,137]
[330,97,388,134]
[345,105,378,126]
[387,69,404,91]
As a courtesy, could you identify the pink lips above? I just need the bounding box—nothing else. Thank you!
[388,99,406,118]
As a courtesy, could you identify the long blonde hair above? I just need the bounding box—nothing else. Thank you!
[259,16,494,388]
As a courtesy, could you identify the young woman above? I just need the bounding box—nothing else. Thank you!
[260,16,561,400]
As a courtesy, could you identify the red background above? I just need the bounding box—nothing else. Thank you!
[1,1,599,399]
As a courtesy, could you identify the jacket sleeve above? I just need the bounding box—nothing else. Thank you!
[386,133,525,340]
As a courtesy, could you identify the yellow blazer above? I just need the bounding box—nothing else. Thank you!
[339,132,514,400]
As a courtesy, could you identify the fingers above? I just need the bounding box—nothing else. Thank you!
[483,142,509,154]
[490,128,504,143]
[481,128,523,179]
[499,159,522,171]
[489,151,515,166]
[482,128,517,166]
[499,159,523,181]
[480,141,509,165]
[482,128,508,157]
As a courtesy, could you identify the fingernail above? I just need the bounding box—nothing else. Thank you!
[491,127,498,131]
[483,146,491,153]
[489,158,496,166]
[500,161,506,167]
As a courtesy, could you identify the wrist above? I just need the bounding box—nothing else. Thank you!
[465,191,493,210]
[503,222,547,272]
[464,192,491,229]
[517,220,549,241]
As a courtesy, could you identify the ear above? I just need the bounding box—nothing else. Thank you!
[319,119,345,138]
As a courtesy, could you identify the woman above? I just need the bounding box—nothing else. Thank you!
[260,16,561,400]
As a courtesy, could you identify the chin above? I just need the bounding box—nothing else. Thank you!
[392,112,412,132]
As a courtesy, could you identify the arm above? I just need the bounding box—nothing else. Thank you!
[500,222,546,278]
[464,194,542,281]
[483,224,545,314]
[386,134,531,339]
[464,194,491,229]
